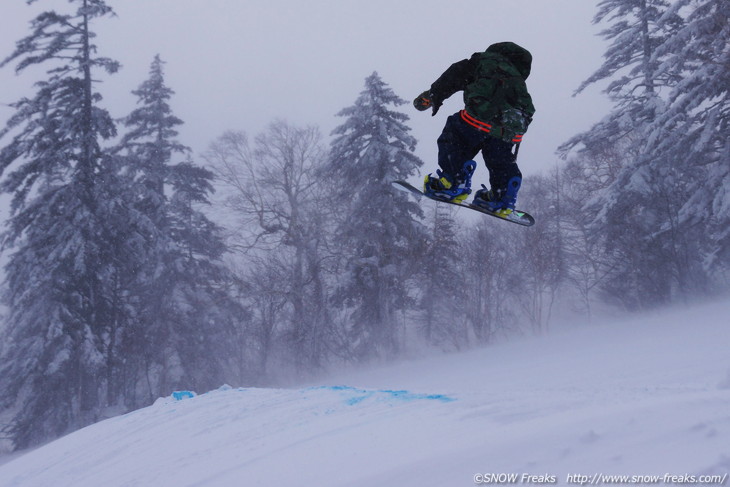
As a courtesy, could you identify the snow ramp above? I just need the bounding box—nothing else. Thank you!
[1,300,729,486]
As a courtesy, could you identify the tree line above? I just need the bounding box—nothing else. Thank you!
[1,0,727,450]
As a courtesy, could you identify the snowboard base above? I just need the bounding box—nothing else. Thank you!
[391,180,535,227]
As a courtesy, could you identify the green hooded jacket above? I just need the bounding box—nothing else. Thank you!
[430,42,535,142]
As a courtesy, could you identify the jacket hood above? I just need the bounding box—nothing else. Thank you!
[486,42,533,79]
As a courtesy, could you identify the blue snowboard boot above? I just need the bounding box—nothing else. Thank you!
[472,176,522,216]
[423,160,477,203]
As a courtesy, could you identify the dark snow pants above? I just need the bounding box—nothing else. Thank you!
[437,112,522,191]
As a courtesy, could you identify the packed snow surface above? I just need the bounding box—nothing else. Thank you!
[1,300,729,487]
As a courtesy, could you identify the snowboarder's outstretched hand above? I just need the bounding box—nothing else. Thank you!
[413,90,442,116]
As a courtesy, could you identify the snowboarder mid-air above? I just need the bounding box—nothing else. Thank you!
[414,42,535,216]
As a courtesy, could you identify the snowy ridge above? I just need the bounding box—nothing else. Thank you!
[1,300,729,487]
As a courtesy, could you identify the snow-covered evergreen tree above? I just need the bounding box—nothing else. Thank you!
[558,0,712,308]
[118,55,188,221]
[647,0,730,274]
[0,0,120,448]
[327,72,424,360]
[161,156,239,392]
[564,0,681,147]
[115,56,240,401]
[418,205,466,349]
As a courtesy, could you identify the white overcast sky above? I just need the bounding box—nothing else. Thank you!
[1,0,611,184]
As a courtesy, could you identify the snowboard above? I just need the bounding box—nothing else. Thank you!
[391,180,535,227]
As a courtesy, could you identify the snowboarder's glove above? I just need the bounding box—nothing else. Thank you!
[414,90,432,111]
[414,90,443,116]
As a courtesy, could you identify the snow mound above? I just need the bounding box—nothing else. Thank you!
[1,300,729,487]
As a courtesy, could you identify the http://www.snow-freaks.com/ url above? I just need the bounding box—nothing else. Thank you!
[473,473,729,485]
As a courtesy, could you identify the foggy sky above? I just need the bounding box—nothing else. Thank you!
[1,0,610,188]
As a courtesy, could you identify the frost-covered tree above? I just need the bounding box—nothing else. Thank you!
[559,152,622,317]
[115,56,240,401]
[0,0,120,448]
[512,173,564,333]
[327,72,424,360]
[206,122,337,372]
[461,224,517,343]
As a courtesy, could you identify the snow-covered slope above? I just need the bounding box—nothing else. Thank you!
[1,300,729,487]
